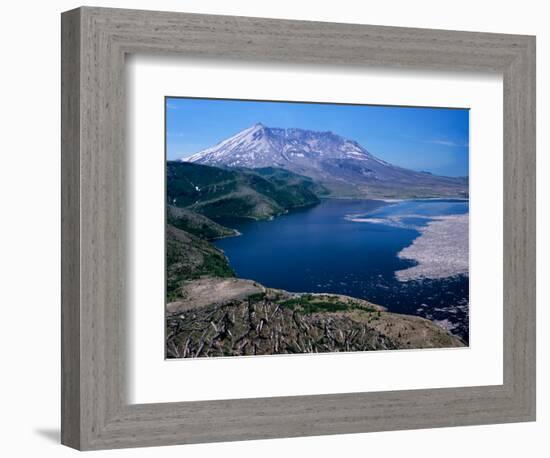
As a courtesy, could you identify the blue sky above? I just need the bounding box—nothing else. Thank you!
[166,97,469,177]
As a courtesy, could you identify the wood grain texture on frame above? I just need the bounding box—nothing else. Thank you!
[61,6,536,450]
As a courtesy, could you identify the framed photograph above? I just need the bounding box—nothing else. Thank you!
[61,6,536,450]
[164,98,470,358]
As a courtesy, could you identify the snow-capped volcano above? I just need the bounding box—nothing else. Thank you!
[185,123,376,167]
[184,123,468,198]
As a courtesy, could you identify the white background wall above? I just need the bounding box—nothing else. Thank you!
[0,0,546,456]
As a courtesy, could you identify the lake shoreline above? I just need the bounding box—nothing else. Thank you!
[217,196,470,234]
[395,214,469,281]
[213,198,469,342]
[320,195,469,202]
[343,199,470,282]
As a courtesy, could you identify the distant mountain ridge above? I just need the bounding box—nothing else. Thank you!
[167,161,327,221]
[185,123,468,198]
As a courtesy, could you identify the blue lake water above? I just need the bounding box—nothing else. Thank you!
[214,199,470,342]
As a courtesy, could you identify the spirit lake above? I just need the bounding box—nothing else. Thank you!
[214,198,469,342]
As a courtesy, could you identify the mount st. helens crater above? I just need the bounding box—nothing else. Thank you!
[184,123,468,199]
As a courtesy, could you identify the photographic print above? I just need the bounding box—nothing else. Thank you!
[165,98,469,359]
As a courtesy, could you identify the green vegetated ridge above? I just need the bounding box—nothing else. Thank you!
[166,225,235,301]
[167,161,328,220]
[165,161,330,300]
[167,205,238,240]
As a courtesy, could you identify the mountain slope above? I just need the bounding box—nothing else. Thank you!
[167,205,238,240]
[166,277,465,358]
[167,161,326,220]
[185,123,468,198]
[166,224,234,300]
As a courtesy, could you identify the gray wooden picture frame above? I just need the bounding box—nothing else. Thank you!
[61,6,536,451]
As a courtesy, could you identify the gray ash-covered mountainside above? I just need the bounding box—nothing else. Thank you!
[185,123,468,198]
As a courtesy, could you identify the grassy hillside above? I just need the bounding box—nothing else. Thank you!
[251,166,330,206]
[166,225,234,301]
[167,205,238,240]
[167,161,327,220]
